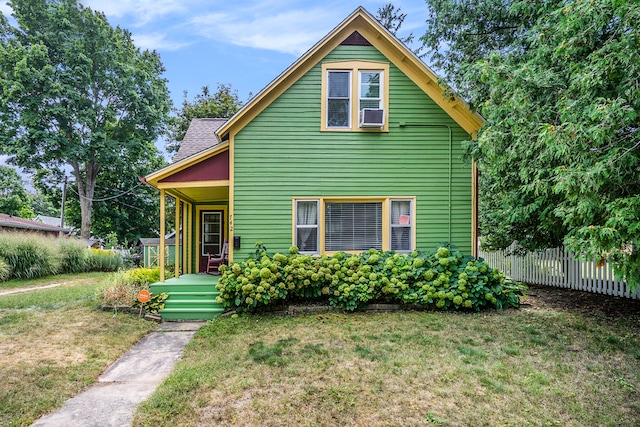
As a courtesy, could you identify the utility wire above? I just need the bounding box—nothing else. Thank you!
[68,182,144,202]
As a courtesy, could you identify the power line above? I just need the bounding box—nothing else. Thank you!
[68,182,144,202]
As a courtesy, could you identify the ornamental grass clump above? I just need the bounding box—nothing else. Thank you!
[217,243,526,312]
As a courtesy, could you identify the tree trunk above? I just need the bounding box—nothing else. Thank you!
[73,161,99,240]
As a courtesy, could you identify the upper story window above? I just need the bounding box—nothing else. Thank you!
[327,71,351,128]
[321,61,389,132]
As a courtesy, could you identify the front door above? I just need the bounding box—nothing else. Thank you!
[199,210,224,272]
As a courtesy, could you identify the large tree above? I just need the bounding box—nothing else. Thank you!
[422,0,640,287]
[166,83,243,155]
[0,0,171,239]
[64,149,167,245]
[0,164,30,216]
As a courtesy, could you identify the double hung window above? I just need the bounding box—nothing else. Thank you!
[390,199,412,252]
[295,200,319,254]
[321,61,389,131]
[327,71,351,128]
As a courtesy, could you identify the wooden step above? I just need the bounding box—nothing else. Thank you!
[159,307,225,320]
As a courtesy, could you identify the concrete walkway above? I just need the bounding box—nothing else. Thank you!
[32,322,204,427]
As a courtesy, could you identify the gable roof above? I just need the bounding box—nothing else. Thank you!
[173,118,228,163]
[216,6,484,141]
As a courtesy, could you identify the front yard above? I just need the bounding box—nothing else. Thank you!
[1,273,638,427]
[135,285,640,426]
[0,274,156,427]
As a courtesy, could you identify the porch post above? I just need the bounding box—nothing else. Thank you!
[182,201,189,274]
[175,197,180,278]
[159,189,165,282]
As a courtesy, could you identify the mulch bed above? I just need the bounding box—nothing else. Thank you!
[522,283,640,321]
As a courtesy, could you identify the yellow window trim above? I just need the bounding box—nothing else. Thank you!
[321,61,390,132]
[292,196,416,255]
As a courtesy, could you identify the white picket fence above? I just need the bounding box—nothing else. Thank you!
[478,245,640,299]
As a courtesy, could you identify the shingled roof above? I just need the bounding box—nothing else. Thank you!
[0,213,69,235]
[172,118,228,163]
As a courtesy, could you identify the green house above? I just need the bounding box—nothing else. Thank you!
[144,7,483,289]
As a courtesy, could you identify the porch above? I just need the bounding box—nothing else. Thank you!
[150,274,225,320]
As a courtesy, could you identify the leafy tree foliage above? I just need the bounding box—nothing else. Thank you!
[166,83,243,155]
[28,192,59,218]
[423,0,640,287]
[0,0,171,239]
[0,165,30,216]
[63,150,167,246]
[376,3,423,56]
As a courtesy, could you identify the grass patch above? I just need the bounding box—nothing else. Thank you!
[134,309,640,427]
[0,271,107,291]
[0,273,156,426]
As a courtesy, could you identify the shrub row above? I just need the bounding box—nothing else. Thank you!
[216,245,526,312]
[0,232,123,281]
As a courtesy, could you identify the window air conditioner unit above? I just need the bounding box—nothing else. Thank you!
[359,108,385,128]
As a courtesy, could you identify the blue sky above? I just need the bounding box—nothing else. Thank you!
[0,0,431,166]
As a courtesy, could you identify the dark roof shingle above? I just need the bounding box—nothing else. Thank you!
[172,118,228,162]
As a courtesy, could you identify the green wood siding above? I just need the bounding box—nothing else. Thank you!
[233,45,473,258]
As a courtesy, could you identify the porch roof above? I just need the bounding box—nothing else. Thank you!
[143,142,229,203]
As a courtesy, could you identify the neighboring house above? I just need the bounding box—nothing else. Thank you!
[34,214,64,228]
[143,7,483,281]
[0,213,69,237]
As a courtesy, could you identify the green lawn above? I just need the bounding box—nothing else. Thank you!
[0,273,157,427]
[134,306,640,426]
[0,271,107,291]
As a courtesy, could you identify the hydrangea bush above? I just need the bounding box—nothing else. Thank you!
[216,245,526,312]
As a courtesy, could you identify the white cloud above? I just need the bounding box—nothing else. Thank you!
[132,32,191,51]
[84,0,189,26]
[191,7,339,55]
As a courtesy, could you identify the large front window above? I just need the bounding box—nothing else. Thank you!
[325,202,382,251]
[293,197,414,254]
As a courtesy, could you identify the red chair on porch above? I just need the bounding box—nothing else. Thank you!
[206,239,229,275]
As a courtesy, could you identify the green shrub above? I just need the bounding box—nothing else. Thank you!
[217,244,526,312]
[0,257,11,282]
[58,239,90,274]
[123,267,160,286]
[100,266,162,307]
[0,233,61,279]
[87,248,123,272]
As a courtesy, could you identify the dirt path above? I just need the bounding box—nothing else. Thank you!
[0,280,78,296]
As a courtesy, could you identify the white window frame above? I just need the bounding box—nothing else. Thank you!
[294,199,320,254]
[390,199,413,253]
[326,70,351,129]
[358,70,383,111]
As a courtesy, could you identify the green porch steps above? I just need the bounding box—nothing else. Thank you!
[150,275,225,321]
